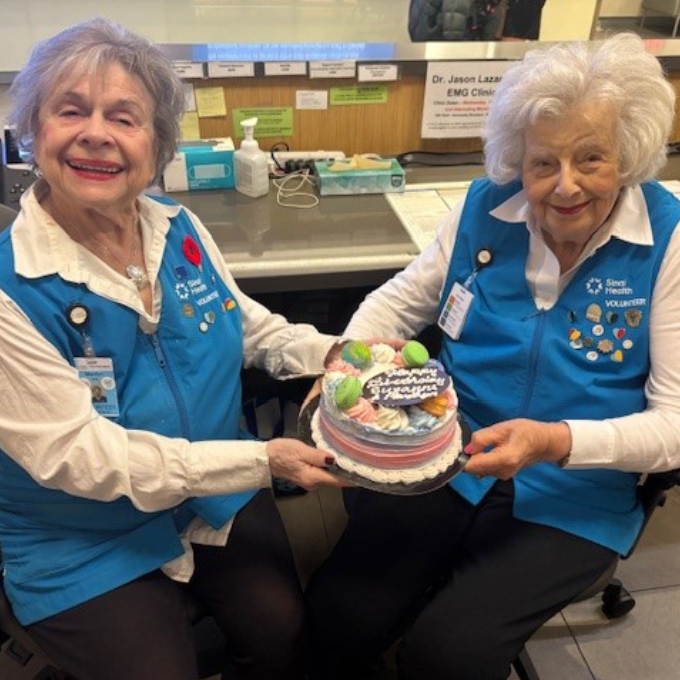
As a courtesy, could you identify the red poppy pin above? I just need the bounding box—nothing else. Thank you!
[182,235,202,271]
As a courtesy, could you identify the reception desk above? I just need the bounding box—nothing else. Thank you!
[166,165,486,295]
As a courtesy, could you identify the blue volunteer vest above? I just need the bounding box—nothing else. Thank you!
[0,195,256,624]
[439,179,679,555]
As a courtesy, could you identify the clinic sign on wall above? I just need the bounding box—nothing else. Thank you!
[421,61,512,139]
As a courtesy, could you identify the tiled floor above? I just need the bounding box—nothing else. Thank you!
[276,484,680,680]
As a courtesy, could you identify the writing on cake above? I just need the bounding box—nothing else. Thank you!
[364,364,450,406]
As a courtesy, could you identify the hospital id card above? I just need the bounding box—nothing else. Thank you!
[74,357,120,418]
[438,282,473,340]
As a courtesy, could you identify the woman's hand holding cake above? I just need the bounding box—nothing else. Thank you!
[463,419,573,480]
[265,438,346,490]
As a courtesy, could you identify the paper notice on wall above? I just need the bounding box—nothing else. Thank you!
[309,60,356,78]
[421,61,512,139]
[195,87,227,118]
[179,111,201,140]
[207,62,256,78]
[296,90,328,110]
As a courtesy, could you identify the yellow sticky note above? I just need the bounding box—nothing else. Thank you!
[179,111,201,140]
[195,87,227,117]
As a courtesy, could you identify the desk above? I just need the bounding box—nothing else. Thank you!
[172,185,417,295]
[167,166,486,295]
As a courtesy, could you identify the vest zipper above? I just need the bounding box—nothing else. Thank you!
[519,311,546,416]
[149,332,191,438]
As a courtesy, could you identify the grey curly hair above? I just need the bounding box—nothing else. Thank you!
[8,17,185,184]
[483,32,676,186]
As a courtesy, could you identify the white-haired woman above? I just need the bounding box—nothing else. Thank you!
[0,17,345,680]
[306,33,680,680]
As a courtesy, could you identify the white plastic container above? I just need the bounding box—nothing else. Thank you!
[234,117,269,198]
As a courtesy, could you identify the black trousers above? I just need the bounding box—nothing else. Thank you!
[305,481,616,680]
[27,489,305,680]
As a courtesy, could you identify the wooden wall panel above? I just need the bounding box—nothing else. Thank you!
[193,69,680,158]
[193,73,483,158]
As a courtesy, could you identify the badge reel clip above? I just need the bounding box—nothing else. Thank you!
[464,248,493,288]
[67,303,95,357]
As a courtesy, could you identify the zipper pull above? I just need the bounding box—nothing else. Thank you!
[150,333,166,368]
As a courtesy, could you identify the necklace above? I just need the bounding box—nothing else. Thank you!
[86,219,150,291]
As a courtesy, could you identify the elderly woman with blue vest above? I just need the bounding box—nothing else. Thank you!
[306,33,680,680]
[0,18,347,680]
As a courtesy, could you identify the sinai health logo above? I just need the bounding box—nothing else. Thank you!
[586,277,603,295]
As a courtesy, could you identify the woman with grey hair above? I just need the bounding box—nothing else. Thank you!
[306,33,680,679]
[0,17,346,680]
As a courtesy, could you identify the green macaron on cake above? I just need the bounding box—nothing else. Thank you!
[334,375,363,410]
[340,340,372,370]
[401,340,430,368]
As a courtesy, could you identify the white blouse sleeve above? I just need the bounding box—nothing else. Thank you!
[345,201,463,339]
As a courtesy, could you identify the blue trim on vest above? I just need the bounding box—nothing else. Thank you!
[438,179,679,555]
[0,195,256,623]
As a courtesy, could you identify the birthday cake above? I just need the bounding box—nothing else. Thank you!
[311,340,462,486]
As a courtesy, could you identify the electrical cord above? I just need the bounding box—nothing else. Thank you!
[273,170,319,209]
[269,141,290,175]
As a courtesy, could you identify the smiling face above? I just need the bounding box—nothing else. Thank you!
[521,101,623,265]
[33,61,156,221]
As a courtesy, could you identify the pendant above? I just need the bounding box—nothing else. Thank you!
[125,264,150,291]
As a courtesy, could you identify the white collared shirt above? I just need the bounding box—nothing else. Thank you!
[0,185,340,581]
[346,185,680,472]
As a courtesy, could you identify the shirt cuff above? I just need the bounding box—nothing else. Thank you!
[264,334,343,378]
[562,419,617,468]
[187,439,272,494]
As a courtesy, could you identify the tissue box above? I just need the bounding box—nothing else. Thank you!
[163,138,235,192]
[314,158,405,196]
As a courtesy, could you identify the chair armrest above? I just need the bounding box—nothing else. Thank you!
[623,468,680,559]
[0,580,47,658]
[638,469,680,509]
[647,469,680,488]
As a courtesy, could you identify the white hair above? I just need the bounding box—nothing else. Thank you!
[483,32,676,186]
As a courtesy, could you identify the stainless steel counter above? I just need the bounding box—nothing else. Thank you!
[175,187,417,290]
[169,165,486,293]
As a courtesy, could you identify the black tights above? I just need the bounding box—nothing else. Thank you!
[306,482,617,680]
[27,490,305,680]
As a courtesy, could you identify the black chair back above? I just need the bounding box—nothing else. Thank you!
[0,204,18,230]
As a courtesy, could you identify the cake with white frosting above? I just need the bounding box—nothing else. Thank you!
[312,340,462,486]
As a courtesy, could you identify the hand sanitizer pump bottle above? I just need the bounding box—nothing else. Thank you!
[234,117,269,198]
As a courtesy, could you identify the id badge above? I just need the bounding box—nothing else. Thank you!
[438,281,474,341]
[74,357,120,418]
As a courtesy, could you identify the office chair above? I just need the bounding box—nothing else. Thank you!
[512,468,680,680]
[0,203,18,230]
